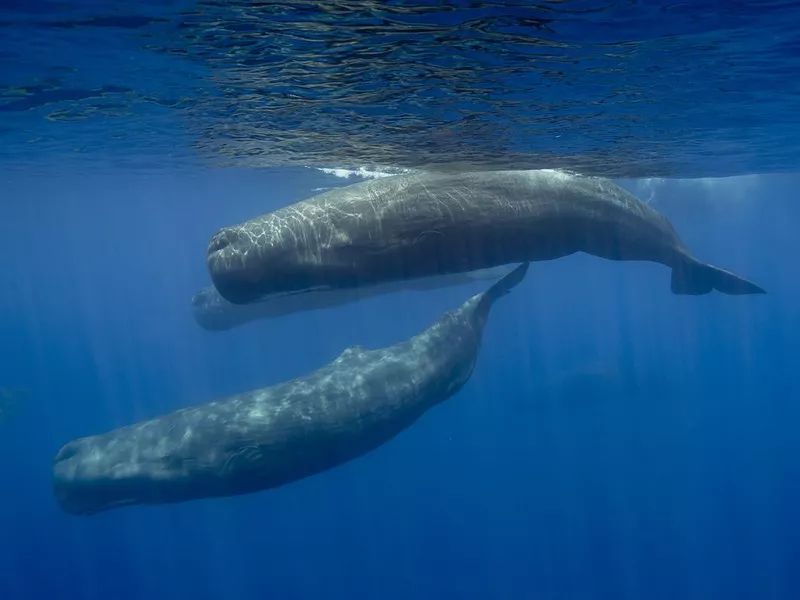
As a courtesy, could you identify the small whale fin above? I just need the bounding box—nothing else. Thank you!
[670,260,766,295]
[465,265,517,281]
[478,262,530,311]
[335,345,367,362]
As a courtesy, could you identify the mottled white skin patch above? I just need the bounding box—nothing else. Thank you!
[53,264,529,516]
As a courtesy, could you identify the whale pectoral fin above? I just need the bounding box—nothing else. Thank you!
[466,265,517,281]
[483,262,530,302]
[670,261,766,296]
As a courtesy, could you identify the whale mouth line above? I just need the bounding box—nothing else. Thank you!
[65,495,140,516]
[252,285,339,303]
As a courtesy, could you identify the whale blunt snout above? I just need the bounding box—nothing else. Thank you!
[207,227,235,257]
[206,227,275,305]
[52,442,98,515]
[53,441,145,516]
[191,289,210,307]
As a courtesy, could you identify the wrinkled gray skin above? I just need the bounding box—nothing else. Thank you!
[53,263,529,516]
[207,169,764,305]
[192,266,510,331]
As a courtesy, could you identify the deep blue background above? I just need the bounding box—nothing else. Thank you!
[0,169,796,599]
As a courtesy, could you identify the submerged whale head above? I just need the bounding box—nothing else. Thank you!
[207,224,323,305]
[190,287,215,311]
[190,286,236,331]
[52,438,145,516]
[206,226,273,305]
[52,417,214,516]
[207,222,347,305]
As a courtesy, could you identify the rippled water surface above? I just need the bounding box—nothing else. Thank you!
[2,0,799,177]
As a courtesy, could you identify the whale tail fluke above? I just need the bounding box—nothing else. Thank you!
[670,259,766,296]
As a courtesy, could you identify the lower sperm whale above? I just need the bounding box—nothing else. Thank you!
[191,266,511,331]
[206,169,764,304]
[53,263,530,515]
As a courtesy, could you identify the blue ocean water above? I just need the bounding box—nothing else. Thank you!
[1,2,799,600]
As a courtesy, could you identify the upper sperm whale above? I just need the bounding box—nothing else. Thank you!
[206,169,764,304]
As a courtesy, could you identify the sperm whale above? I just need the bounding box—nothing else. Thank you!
[53,263,530,515]
[206,169,764,304]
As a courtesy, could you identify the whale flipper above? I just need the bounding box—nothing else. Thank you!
[476,262,530,317]
[670,260,766,296]
[464,265,517,282]
[487,262,530,299]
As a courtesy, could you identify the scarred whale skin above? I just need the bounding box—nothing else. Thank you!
[206,169,764,304]
[52,263,529,515]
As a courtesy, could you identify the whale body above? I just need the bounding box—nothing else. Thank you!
[206,169,764,304]
[53,263,530,515]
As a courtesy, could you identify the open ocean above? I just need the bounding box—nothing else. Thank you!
[1,2,798,599]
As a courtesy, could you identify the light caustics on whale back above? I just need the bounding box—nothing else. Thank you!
[191,265,513,331]
[53,263,530,516]
[205,169,765,304]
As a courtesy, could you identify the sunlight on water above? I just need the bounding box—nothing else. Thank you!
[1,1,799,177]
[632,174,765,205]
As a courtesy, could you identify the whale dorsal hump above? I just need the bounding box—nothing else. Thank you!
[335,345,367,362]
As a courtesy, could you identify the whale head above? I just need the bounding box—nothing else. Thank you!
[207,224,322,305]
[52,438,145,516]
[205,226,274,305]
[190,287,216,310]
[206,222,346,305]
[190,286,239,331]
